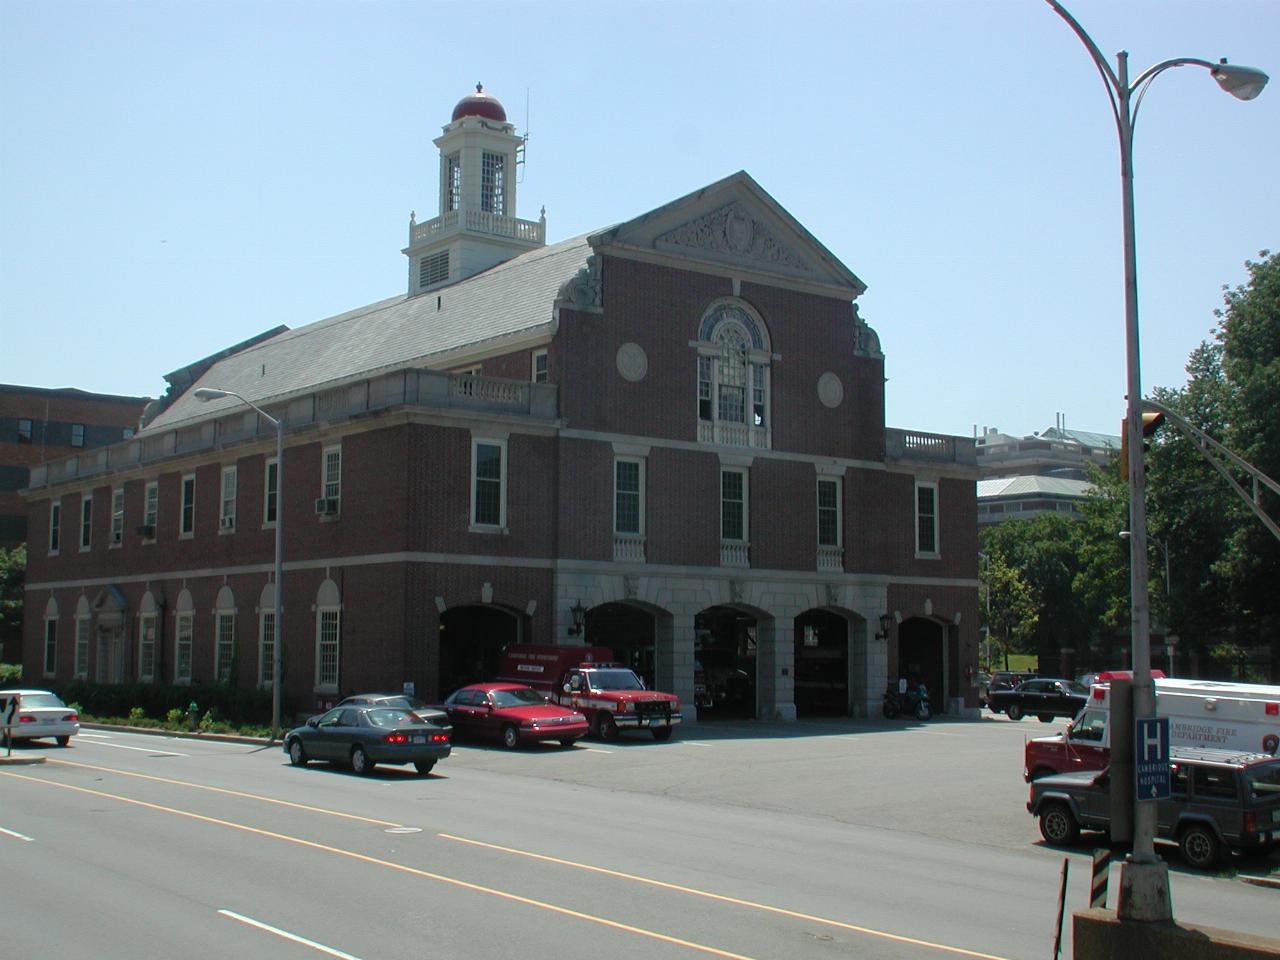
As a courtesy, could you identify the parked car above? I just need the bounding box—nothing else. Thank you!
[336,692,451,727]
[987,671,1038,696]
[283,705,451,775]
[1,689,79,746]
[1027,747,1280,869]
[439,683,589,749]
[988,678,1088,722]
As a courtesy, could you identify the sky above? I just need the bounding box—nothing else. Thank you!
[1,0,1276,441]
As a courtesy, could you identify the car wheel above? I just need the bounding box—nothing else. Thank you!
[598,713,618,742]
[288,738,308,767]
[414,760,435,776]
[1038,715,1054,723]
[1007,704,1024,721]
[1179,824,1222,870]
[914,701,931,721]
[501,724,520,750]
[652,726,673,741]
[882,701,898,719]
[56,735,71,747]
[1039,803,1080,846]
[351,745,374,775]
[559,738,578,749]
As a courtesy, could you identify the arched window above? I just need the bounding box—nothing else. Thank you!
[74,595,90,679]
[695,300,771,448]
[42,597,59,679]
[214,586,236,684]
[174,589,194,684]
[314,579,341,692]
[258,582,278,689]
[138,592,158,682]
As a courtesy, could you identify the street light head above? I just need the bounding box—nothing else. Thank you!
[193,388,230,402]
[1212,60,1269,101]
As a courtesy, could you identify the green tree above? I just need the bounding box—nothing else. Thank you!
[0,544,25,663]
[980,550,1038,668]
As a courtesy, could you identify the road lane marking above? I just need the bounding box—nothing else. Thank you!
[2,772,757,960]
[46,758,400,827]
[219,910,363,959]
[582,747,614,754]
[73,741,190,756]
[438,833,1010,960]
[0,825,35,842]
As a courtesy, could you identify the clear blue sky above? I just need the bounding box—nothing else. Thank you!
[2,0,1276,440]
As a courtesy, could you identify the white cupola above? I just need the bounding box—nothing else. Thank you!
[403,83,546,295]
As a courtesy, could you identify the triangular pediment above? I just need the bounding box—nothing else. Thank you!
[589,172,866,299]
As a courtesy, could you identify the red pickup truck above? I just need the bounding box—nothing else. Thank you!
[496,645,682,741]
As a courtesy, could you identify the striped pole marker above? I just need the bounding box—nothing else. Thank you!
[1090,848,1111,908]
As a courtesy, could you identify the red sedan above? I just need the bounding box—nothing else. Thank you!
[441,683,588,748]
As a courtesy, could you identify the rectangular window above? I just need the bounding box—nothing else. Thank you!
[180,474,195,536]
[138,614,156,682]
[43,619,57,677]
[752,365,766,427]
[916,481,939,556]
[49,502,61,554]
[445,153,461,211]
[111,487,124,545]
[322,446,341,502]
[264,458,278,526]
[18,419,33,443]
[481,151,505,215]
[75,616,90,678]
[721,469,747,542]
[698,356,712,421]
[143,481,158,539]
[71,423,85,447]
[316,609,340,689]
[259,611,275,686]
[80,494,92,550]
[471,439,506,528]
[614,458,643,535]
[175,613,193,683]
[215,613,235,683]
[532,350,548,384]
[817,477,841,547]
[220,466,237,531]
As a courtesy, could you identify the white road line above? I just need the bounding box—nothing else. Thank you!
[0,825,35,842]
[218,910,363,959]
[679,741,714,747]
[77,741,189,757]
[77,732,114,739]
[582,747,614,754]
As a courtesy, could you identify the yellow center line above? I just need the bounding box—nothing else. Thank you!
[1,771,756,960]
[46,758,400,827]
[439,833,1011,960]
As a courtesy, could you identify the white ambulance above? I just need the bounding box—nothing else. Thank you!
[1023,676,1280,781]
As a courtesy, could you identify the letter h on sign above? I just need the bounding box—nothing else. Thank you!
[1134,717,1171,801]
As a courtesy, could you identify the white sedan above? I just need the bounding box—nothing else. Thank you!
[3,689,80,746]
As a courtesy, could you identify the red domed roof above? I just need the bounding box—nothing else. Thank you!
[452,83,507,123]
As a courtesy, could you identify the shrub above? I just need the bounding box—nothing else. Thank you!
[0,662,22,684]
[129,706,146,722]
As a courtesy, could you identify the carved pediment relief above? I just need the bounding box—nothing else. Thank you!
[655,202,814,278]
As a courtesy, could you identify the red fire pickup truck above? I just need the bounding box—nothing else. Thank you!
[496,645,682,741]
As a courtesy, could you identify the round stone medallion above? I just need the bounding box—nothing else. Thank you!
[617,342,648,382]
[817,372,844,408]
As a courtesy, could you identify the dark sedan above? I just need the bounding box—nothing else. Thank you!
[337,692,451,727]
[988,678,1088,722]
[284,705,451,775]
[440,683,588,749]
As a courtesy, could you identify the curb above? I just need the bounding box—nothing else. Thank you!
[0,755,47,766]
[1239,874,1280,890]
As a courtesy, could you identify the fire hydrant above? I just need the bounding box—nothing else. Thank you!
[187,701,199,732]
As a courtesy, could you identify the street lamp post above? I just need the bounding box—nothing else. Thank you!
[194,387,285,741]
[1045,0,1267,923]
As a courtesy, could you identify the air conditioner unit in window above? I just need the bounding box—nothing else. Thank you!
[314,497,339,516]
[136,524,156,538]
[111,531,122,544]
[219,516,235,531]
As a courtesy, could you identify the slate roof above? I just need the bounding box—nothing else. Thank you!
[143,233,594,432]
[1038,426,1121,451]
[976,476,1096,499]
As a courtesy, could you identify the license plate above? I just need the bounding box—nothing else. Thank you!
[648,718,664,727]
[42,718,56,724]
[412,736,425,744]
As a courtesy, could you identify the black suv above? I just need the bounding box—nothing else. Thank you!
[1027,747,1280,869]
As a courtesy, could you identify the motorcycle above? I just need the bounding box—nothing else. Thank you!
[882,681,931,721]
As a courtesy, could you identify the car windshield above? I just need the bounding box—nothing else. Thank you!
[491,688,547,708]
[372,696,430,710]
[366,708,416,728]
[18,693,65,708]
[1245,762,1280,801]
[584,669,644,691]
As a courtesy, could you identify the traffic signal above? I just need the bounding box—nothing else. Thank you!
[1119,411,1166,481]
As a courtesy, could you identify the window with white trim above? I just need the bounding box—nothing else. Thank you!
[444,152,461,212]
[481,151,505,215]
[175,613,193,683]
[316,609,340,690]
[110,488,124,545]
[180,474,195,537]
[259,609,275,687]
[71,423,85,447]
[75,612,90,678]
[18,418,33,443]
[532,349,548,383]
[43,617,56,677]
[695,301,771,448]
[471,438,506,529]
[80,494,92,550]
[49,502,60,554]
[614,457,644,535]
[263,458,278,526]
[138,614,156,682]
[915,480,939,557]
[143,481,158,540]
[220,466,237,531]
[817,477,842,547]
[721,468,748,542]
[215,611,235,683]
[322,446,341,503]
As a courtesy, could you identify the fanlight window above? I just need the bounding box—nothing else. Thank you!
[695,301,770,448]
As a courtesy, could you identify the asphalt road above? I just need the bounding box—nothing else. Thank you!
[1,714,1276,960]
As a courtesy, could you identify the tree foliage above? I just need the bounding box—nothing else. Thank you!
[0,544,25,662]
